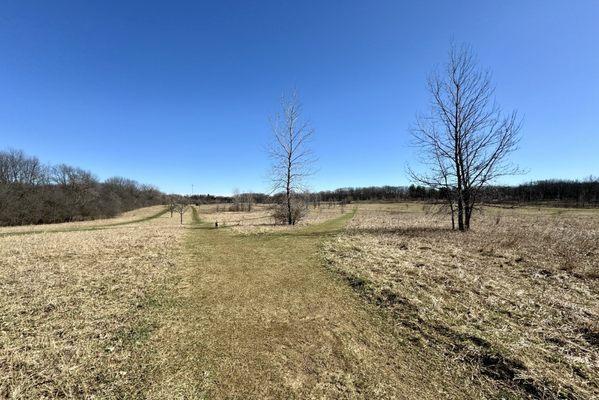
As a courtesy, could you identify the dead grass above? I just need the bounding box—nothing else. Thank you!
[197,203,349,233]
[2,202,596,398]
[146,208,491,399]
[0,205,168,236]
[0,208,189,398]
[324,203,599,399]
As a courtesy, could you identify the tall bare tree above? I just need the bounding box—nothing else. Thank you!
[269,90,315,225]
[409,43,521,231]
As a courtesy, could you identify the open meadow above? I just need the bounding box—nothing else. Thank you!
[0,202,597,399]
[4,2,599,398]
[0,206,188,398]
[325,203,599,398]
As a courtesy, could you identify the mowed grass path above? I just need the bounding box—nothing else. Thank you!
[146,208,439,399]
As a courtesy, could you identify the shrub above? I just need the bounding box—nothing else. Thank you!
[271,198,307,225]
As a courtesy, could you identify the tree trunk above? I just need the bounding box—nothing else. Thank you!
[464,203,472,230]
[454,124,465,231]
[286,160,292,225]
[286,191,292,225]
[456,159,465,231]
[457,198,465,231]
[463,190,472,230]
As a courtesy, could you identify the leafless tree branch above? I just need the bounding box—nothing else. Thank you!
[409,43,522,230]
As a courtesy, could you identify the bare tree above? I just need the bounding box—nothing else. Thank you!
[409,43,521,231]
[0,149,46,185]
[243,191,253,212]
[269,90,315,225]
[231,188,241,212]
[173,203,189,225]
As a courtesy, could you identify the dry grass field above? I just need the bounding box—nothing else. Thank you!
[0,202,597,399]
[0,205,169,236]
[144,205,502,399]
[196,203,347,233]
[0,206,188,398]
[325,203,599,399]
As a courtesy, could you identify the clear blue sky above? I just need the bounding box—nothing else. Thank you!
[1,1,597,195]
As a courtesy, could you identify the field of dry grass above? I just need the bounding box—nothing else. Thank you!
[197,203,347,233]
[324,203,599,399]
[1,202,596,398]
[0,206,189,398]
[145,206,494,399]
[0,205,168,236]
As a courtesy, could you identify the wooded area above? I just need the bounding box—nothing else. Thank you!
[0,149,165,226]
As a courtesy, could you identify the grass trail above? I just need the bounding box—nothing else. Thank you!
[147,209,461,399]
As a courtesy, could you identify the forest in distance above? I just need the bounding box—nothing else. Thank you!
[1,147,597,227]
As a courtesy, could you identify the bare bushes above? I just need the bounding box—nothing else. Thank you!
[228,190,254,212]
[271,198,307,225]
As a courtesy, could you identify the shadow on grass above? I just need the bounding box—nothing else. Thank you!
[345,226,454,236]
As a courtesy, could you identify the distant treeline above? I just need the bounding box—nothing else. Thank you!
[187,193,267,204]
[0,149,166,226]
[312,179,599,207]
[189,179,599,208]
[484,179,599,206]
[2,148,597,226]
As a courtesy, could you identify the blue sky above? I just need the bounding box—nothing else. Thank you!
[1,1,597,195]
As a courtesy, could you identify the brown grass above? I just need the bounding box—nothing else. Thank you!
[197,203,351,233]
[1,202,596,398]
[324,203,599,399]
[0,207,189,398]
[0,205,168,236]
[145,208,490,399]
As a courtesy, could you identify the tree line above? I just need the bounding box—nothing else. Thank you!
[486,178,599,207]
[0,149,166,226]
[1,145,594,228]
[181,178,599,209]
[311,180,599,207]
